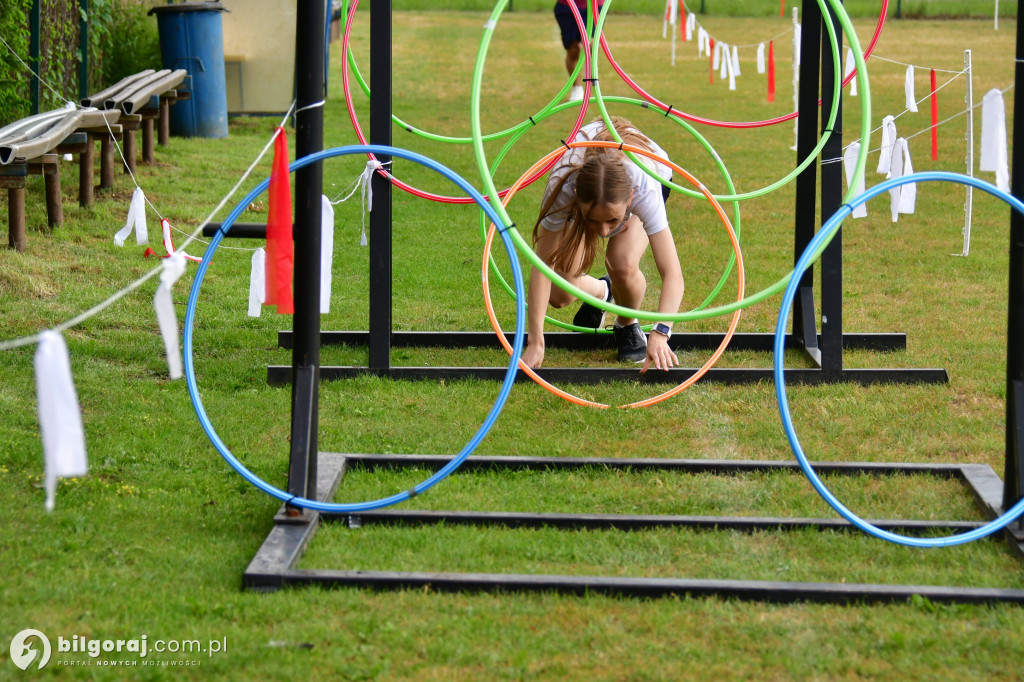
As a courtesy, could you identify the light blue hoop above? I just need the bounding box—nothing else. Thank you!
[775,170,1024,547]
[183,144,526,513]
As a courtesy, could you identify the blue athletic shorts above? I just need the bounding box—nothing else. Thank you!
[554,3,604,50]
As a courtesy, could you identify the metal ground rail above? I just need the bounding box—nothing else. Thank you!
[243,453,1024,605]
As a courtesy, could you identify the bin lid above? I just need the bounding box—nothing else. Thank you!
[148,2,228,15]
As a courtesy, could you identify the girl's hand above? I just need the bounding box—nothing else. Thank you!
[640,333,678,373]
[522,344,545,369]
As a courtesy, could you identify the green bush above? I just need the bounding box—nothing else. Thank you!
[0,0,33,124]
[93,0,162,91]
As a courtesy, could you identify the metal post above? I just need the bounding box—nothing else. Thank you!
[79,0,89,99]
[960,49,974,257]
[791,7,800,150]
[368,0,392,370]
[29,0,40,115]
[819,0,843,372]
[286,0,326,514]
[791,0,822,363]
[1003,10,1024,520]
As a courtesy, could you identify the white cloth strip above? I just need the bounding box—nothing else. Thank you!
[905,65,918,112]
[35,330,88,512]
[248,248,266,318]
[842,142,867,218]
[153,252,187,379]
[320,195,334,314]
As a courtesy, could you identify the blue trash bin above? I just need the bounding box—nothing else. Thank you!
[148,2,229,139]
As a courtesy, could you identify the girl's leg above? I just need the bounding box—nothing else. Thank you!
[604,215,649,325]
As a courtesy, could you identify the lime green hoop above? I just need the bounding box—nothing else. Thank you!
[476,95,743,334]
[590,0,843,204]
[471,0,871,324]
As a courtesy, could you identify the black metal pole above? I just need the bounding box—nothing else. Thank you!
[1003,11,1024,518]
[29,0,40,115]
[79,0,89,100]
[819,1,843,372]
[792,0,822,360]
[368,0,392,370]
[286,0,325,513]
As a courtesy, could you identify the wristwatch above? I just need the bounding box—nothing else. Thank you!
[651,323,672,338]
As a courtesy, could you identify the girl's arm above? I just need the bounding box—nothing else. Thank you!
[643,228,685,372]
[522,228,563,368]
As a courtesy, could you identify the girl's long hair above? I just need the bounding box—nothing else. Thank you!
[533,117,656,277]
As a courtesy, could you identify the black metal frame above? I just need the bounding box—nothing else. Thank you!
[254,0,1024,604]
[244,453,1024,604]
[266,0,945,387]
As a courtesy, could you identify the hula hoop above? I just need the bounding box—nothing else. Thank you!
[596,0,888,129]
[775,171,1024,547]
[482,140,744,409]
[478,93,742,335]
[183,145,526,513]
[339,0,593,205]
[588,0,847,204]
[470,0,872,326]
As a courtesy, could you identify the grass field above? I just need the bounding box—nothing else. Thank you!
[2,6,1024,681]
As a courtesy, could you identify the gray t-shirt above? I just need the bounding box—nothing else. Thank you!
[539,121,673,236]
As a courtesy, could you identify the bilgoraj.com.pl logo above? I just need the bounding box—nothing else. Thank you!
[9,630,51,671]
[9,628,227,670]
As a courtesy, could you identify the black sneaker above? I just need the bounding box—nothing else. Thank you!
[614,322,647,362]
[572,274,612,329]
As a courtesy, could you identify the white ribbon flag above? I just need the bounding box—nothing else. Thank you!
[756,43,766,74]
[248,248,266,318]
[876,115,897,174]
[113,187,148,246]
[842,142,867,218]
[844,48,858,97]
[905,65,918,112]
[885,138,916,222]
[731,45,740,77]
[153,252,187,379]
[320,195,335,314]
[980,88,1010,192]
[35,330,88,512]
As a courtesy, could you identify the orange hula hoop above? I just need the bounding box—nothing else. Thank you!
[481,140,745,409]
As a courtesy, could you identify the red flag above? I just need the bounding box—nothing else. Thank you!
[930,68,939,161]
[265,127,294,314]
[709,38,715,85]
[680,2,686,41]
[767,41,776,102]
[780,0,785,16]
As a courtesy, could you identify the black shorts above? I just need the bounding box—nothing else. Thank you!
[553,2,604,50]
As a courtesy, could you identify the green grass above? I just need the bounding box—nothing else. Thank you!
[1,10,1023,681]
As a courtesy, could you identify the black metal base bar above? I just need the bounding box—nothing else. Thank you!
[263,569,1024,605]
[335,453,990,479]
[279,330,911,353]
[327,509,984,535]
[243,453,1024,602]
[268,365,948,386]
[243,450,346,591]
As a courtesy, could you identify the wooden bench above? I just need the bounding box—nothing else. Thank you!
[0,71,190,251]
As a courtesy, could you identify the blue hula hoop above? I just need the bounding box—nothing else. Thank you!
[183,144,526,513]
[775,170,1024,547]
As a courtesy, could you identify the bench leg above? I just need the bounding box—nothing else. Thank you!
[159,99,170,147]
[79,138,94,207]
[44,166,62,229]
[124,129,137,175]
[8,187,25,252]
[142,119,155,164]
[100,136,114,190]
